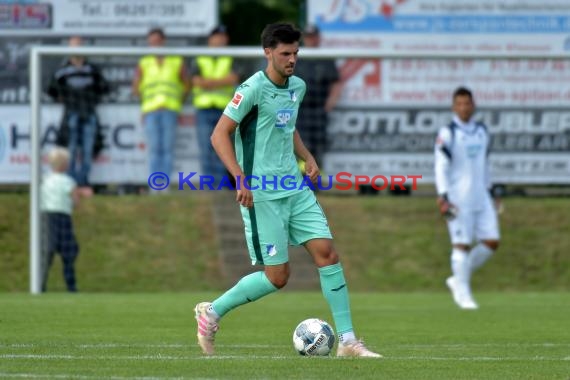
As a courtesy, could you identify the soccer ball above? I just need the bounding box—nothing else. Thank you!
[292,318,335,356]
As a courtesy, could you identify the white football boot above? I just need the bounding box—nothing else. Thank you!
[446,276,479,310]
[337,340,383,358]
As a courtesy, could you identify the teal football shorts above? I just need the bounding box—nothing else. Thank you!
[240,188,333,266]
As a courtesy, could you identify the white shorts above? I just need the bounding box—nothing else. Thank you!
[447,200,500,245]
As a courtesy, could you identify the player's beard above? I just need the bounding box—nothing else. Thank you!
[272,58,294,79]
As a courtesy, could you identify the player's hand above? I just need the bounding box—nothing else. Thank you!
[236,188,253,208]
[437,195,457,220]
[192,76,204,87]
[303,157,320,185]
[193,77,214,90]
[79,186,94,198]
[236,176,253,208]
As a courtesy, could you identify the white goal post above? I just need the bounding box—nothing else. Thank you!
[28,45,564,294]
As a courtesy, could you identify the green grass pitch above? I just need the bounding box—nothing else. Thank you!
[0,292,568,379]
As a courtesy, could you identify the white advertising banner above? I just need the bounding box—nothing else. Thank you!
[308,0,570,54]
[0,0,217,36]
[308,0,570,184]
[336,58,570,108]
[0,105,201,184]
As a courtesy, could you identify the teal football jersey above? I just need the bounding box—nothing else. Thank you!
[223,71,307,201]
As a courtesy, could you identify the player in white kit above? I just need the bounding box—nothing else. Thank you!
[434,87,501,310]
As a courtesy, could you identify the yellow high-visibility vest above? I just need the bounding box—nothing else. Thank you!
[192,56,234,109]
[138,56,184,113]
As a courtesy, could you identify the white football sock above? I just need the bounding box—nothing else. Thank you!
[451,248,470,287]
[468,243,494,274]
[339,331,356,344]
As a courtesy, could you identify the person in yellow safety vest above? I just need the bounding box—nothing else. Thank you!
[132,27,191,192]
[191,25,239,187]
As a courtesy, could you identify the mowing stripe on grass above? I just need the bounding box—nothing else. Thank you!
[0,374,183,380]
[1,354,568,361]
[2,342,569,349]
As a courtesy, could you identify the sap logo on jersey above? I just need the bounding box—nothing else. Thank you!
[276,109,294,128]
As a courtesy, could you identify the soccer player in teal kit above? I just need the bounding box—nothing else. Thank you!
[194,23,381,358]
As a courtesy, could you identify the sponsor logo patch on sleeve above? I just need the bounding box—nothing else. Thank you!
[230,92,244,109]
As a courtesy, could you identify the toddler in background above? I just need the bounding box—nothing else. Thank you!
[41,147,91,292]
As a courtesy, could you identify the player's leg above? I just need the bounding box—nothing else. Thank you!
[290,190,381,357]
[41,213,56,292]
[470,240,498,271]
[206,109,227,185]
[303,239,380,357]
[195,109,226,185]
[78,114,97,187]
[143,111,161,181]
[446,210,478,309]
[195,199,288,354]
[41,249,55,292]
[159,110,178,180]
[195,267,280,355]
[212,199,290,313]
[60,214,79,292]
[470,200,501,275]
[65,112,80,183]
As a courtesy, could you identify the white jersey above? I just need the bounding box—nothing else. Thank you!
[434,115,492,211]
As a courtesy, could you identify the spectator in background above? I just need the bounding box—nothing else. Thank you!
[41,147,90,292]
[434,86,501,310]
[48,36,109,193]
[132,27,190,188]
[191,25,239,185]
[293,24,343,170]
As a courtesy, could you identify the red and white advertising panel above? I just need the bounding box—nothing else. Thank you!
[309,0,570,184]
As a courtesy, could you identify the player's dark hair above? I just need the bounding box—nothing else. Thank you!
[261,23,301,49]
[453,86,473,101]
[147,27,165,39]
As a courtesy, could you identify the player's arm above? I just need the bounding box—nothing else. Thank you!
[131,65,142,98]
[47,75,59,101]
[484,134,503,213]
[191,62,238,90]
[67,178,81,207]
[205,72,240,89]
[92,64,110,97]
[211,114,252,208]
[71,187,81,206]
[323,61,344,113]
[180,62,192,101]
[434,128,455,218]
[293,130,319,183]
[324,80,344,113]
[46,69,62,102]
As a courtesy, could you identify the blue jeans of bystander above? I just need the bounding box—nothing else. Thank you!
[144,109,179,177]
[196,108,228,185]
[67,112,97,187]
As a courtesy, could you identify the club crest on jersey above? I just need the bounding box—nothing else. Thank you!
[289,90,297,102]
[466,144,482,158]
[266,244,277,256]
[230,92,244,109]
[275,109,294,128]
